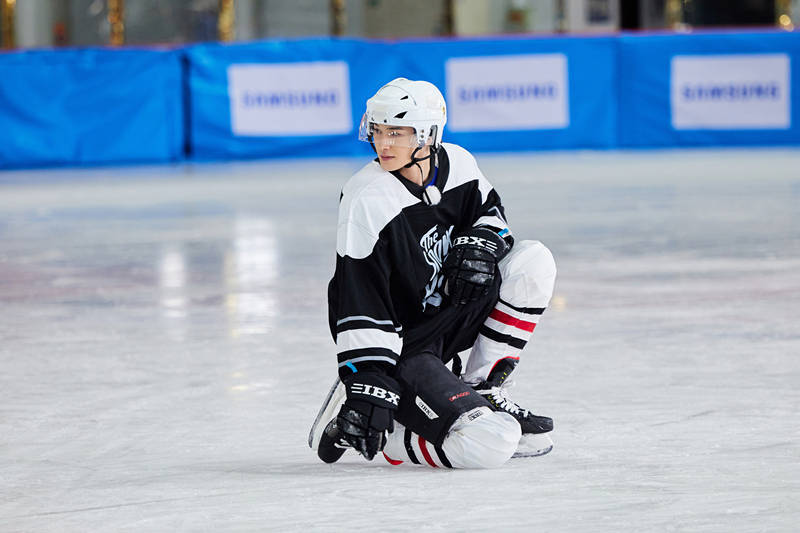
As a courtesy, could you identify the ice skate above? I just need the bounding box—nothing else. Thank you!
[312,376,392,463]
[317,418,352,464]
[317,404,393,463]
[472,358,554,457]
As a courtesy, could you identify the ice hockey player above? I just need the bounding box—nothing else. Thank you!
[317,78,557,468]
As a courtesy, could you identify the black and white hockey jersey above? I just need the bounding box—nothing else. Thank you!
[328,143,512,379]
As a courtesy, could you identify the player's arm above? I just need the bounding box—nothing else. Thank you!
[328,245,401,379]
[327,209,402,459]
[443,155,513,305]
[469,154,514,249]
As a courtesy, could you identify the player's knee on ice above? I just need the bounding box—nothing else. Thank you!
[498,240,557,309]
[441,407,521,469]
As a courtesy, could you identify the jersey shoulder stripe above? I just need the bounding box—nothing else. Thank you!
[337,161,418,260]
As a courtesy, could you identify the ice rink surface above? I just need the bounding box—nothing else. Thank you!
[1,148,799,532]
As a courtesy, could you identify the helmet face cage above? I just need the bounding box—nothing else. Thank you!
[358,115,437,148]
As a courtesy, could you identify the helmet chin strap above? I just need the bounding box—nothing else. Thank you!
[371,127,438,184]
[403,145,436,184]
[402,145,434,168]
[404,127,439,181]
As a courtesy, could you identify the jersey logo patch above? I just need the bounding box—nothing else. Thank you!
[420,225,454,310]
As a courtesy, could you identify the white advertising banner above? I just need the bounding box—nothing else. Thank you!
[228,61,352,136]
[671,54,791,130]
[445,54,569,131]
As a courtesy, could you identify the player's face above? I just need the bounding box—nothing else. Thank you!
[372,125,419,172]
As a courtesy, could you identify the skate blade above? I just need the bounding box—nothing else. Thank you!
[512,433,553,458]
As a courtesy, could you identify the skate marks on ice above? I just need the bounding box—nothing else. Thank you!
[1,150,799,531]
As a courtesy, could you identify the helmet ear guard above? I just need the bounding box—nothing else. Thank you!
[421,125,438,147]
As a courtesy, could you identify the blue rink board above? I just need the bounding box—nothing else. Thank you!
[1,30,798,169]
[617,30,800,148]
[0,48,183,169]
[186,36,617,160]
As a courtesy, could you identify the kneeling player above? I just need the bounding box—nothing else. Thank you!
[314,78,557,468]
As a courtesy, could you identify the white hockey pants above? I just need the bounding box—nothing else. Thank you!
[383,407,521,469]
[462,240,557,384]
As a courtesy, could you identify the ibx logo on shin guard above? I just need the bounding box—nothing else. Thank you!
[415,396,439,420]
[351,383,400,406]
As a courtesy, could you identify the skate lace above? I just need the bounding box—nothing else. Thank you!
[486,381,530,417]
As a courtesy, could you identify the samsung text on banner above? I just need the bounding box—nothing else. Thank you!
[445,54,569,132]
[671,54,790,130]
[228,62,352,136]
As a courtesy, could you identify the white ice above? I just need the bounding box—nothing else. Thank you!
[1,149,799,532]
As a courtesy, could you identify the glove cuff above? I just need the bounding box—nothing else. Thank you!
[453,227,511,262]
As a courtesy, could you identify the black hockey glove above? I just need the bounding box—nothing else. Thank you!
[443,227,510,306]
[338,373,401,460]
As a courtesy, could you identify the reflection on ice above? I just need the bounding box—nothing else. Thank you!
[159,245,188,343]
[224,216,279,338]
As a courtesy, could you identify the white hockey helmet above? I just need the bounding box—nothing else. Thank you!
[358,78,447,148]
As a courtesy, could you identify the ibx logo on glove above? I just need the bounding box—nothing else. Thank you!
[351,383,401,406]
[453,235,498,253]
